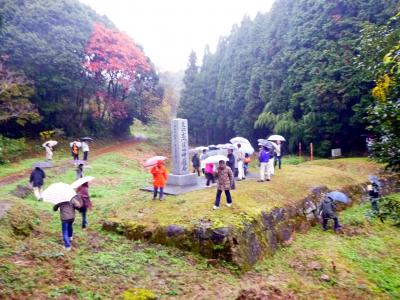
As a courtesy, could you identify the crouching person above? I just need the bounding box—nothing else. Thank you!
[319,196,341,233]
[53,196,82,251]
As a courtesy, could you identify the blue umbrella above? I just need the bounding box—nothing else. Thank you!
[326,191,350,204]
[33,161,53,168]
[368,175,381,187]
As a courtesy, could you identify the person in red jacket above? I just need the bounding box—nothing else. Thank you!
[150,160,168,201]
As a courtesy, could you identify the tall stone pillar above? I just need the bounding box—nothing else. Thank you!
[167,119,197,186]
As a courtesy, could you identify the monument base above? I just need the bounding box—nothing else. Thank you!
[167,173,198,186]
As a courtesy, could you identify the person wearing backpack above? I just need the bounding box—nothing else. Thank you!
[29,167,46,200]
[53,196,82,251]
[77,182,91,230]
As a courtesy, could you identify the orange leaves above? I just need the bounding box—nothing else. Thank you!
[83,23,150,87]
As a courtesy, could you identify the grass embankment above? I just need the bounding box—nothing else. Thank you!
[0,137,396,299]
[115,157,382,228]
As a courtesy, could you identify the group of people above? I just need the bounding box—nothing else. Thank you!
[71,140,90,161]
[29,165,92,251]
[42,139,91,162]
[30,139,94,251]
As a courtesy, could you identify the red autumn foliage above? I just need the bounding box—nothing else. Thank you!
[84,23,151,121]
[84,23,150,88]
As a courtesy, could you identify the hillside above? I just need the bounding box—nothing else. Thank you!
[178,0,400,156]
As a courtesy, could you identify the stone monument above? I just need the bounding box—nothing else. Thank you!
[167,118,197,186]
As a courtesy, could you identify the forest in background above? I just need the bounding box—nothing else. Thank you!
[0,0,166,140]
[178,0,400,159]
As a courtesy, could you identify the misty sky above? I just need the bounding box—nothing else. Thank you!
[79,0,275,72]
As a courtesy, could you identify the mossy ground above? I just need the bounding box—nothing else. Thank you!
[0,138,397,299]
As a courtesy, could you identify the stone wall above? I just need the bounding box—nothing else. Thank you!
[103,174,400,270]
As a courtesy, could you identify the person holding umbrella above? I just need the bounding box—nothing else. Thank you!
[44,143,53,161]
[213,160,234,210]
[237,144,245,180]
[29,167,46,200]
[71,142,80,161]
[76,163,84,180]
[258,146,270,182]
[81,137,92,161]
[150,160,168,201]
[319,194,342,233]
[71,176,94,230]
[42,183,82,251]
[275,140,282,169]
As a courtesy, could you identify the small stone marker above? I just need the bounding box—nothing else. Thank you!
[167,118,197,186]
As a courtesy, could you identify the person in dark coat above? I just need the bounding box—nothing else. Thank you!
[213,160,234,209]
[53,196,82,251]
[76,164,84,179]
[192,153,200,176]
[227,149,236,188]
[368,182,380,212]
[319,196,341,232]
[274,140,282,169]
[29,167,46,200]
[77,182,91,230]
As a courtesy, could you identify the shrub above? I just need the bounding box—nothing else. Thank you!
[0,135,27,164]
[378,194,400,226]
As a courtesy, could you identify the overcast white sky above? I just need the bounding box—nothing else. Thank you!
[79,0,275,72]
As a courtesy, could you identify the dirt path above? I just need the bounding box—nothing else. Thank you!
[0,138,142,187]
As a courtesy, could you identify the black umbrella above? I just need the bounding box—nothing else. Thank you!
[80,137,93,142]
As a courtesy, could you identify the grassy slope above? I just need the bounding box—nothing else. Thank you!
[0,139,398,299]
[115,157,382,228]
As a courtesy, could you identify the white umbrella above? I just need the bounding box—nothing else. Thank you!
[195,146,208,151]
[219,143,237,150]
[203,155,229,164]
[42,140,57,147]
[144,156,167,167]
[230,137,251,145]
[70,141,82,147]
[267,135,286,142]
[42,182,77,205]
[189,148,198,154]
[71,176,95,189]
[238,143,255,155]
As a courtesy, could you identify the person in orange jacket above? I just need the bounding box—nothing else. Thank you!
[150,160,168,201]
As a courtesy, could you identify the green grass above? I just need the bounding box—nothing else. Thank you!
[253,202,400,299]
[0,138,398,299]
[115,157,382,228]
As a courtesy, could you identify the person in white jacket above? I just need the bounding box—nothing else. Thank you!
[44,143,53,160]
[82,141,90,161]
[237,144,245,180]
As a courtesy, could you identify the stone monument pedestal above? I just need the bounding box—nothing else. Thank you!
[167,173,198,186]
[166,118,197,187]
